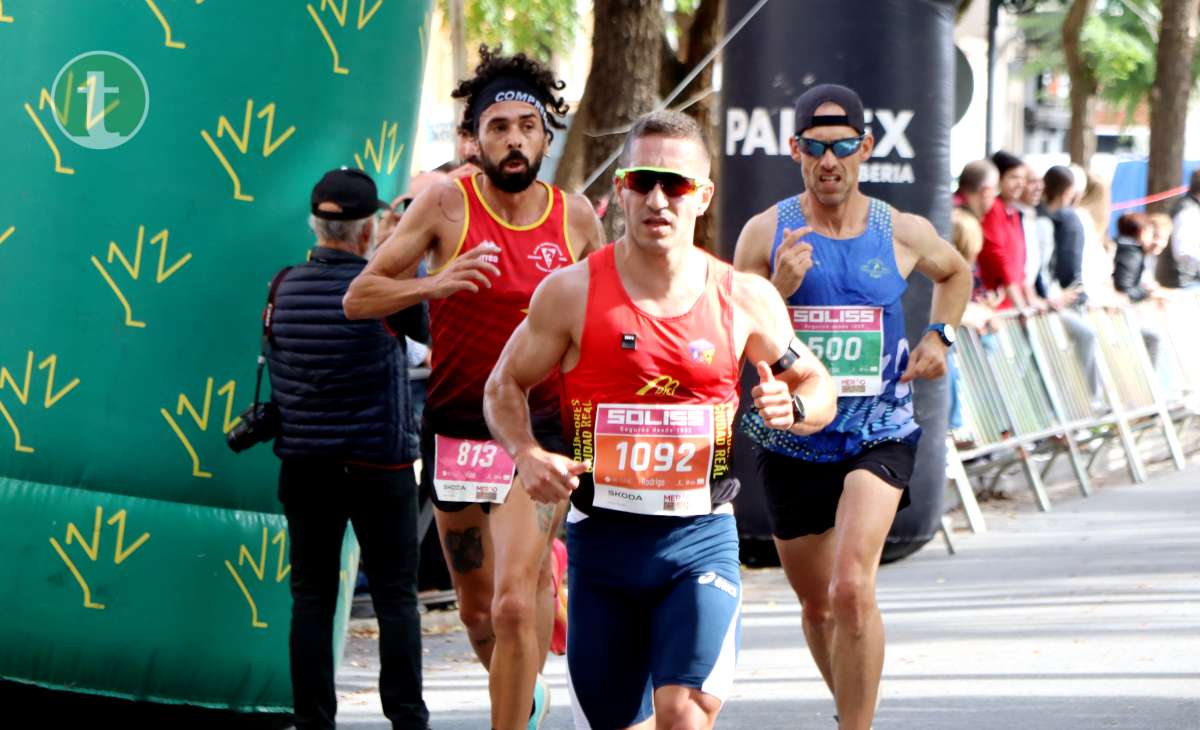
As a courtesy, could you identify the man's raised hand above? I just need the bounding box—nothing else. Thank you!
[752,361,795,430]
[771,226,815,298]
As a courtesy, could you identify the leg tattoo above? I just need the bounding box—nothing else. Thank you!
[445,527,485,573]
[536,503,556,534]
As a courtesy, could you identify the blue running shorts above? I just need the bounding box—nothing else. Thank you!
[565,511,741,729]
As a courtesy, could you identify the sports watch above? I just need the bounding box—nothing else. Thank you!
[790,394,806,425]
[925,323,956,348]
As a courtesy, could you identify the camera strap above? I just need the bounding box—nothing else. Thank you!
[254,266,294,406]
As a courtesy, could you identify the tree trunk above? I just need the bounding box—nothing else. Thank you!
[1147,0,1200,215]
[677,0,723,254]
[448,0,467,124]
[653,0,723,252]
[448,0,466,86]
[553,0,663,239]
[957,0,976,23]
[1062,0,1098,166]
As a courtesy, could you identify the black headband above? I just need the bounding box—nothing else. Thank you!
[469,76,551,133]
[807,115,854,131]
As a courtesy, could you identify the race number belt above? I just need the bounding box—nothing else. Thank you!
[790,305,884,396]
[592,403,714,517]
[432,434,515,504]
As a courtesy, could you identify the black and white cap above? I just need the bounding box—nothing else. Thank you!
[793,83,866,137]
[311,167,390,220]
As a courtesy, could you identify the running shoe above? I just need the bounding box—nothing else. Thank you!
[528,674,550,730]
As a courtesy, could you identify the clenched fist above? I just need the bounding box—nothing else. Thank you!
[427,243,502,299]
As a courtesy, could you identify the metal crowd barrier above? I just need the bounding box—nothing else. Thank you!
[947,292,1200,534]
[1086,307,1187,476]
[1139,294,1200,436]
[1023,310,1141,486]
[948,319,1084,518]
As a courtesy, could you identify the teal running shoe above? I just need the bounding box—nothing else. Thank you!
[527,673,550,730]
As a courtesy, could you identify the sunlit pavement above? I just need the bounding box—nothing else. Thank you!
[338,455,1200,729]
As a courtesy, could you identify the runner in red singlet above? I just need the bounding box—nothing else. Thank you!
[344,47,604,730]
[483,111,838,729]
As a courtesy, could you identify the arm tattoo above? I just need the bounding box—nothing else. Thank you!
[444,527,485,573]
[536,503,556,535]
[438,186,465,223]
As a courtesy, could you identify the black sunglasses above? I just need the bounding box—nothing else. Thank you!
[795,135,865,159]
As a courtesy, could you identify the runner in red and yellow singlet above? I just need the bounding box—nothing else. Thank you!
[344,47,604,730]
[484,111,838,730]
[425,171,572,435]
[561,241,740,520]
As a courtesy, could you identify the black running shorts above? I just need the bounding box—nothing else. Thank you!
[757,440,915,540]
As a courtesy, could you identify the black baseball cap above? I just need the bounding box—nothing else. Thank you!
[311,167,390,220]
[794,84,866,137]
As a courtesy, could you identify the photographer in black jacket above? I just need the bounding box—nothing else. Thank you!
[270,168,429,730]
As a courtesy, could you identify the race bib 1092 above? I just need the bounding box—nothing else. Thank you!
[592,403,714,517]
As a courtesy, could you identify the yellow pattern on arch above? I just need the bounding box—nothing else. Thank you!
[24,96,74,175]
[161,377,243,478]
[91,225,195,328]
[307,0,384,75]
[201,100,296,202]
[145,0,205,48]
[354,120,404,176]
[0,351,80,453]
[48,505,151,610]
[225,527,291,629]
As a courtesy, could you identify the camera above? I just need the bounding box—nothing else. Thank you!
[226,401,281,453]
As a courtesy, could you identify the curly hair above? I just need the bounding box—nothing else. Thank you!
[451,45,569,138]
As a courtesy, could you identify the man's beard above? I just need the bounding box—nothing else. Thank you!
[481,150,543,193]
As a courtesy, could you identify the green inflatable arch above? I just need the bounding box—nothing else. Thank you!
[0,0,430,712]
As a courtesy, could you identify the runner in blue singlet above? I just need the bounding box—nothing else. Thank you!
[733,84,972,730]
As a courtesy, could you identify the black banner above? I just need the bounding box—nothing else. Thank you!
[721,0,956,560]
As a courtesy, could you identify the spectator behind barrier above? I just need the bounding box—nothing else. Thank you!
[954,158,999,221]
[952,160,996,272]
[1036,165,1102,398]
[951,209,982,267]
[1113,213,1166,369]
[951,159,1003,326]
[1079,172,1114,253]
[1113,213,1156,303]
[1043,166,1084,295]
[1145,212,1172,290]
[1077,173,1121,302]
[1016,164,1052,298]
[268,168,431,730]
[949,171,999,432]
[979,151,1031,308]
[1157,168,1200,289]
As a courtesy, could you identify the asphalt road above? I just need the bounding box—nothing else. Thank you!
[337,462,1200,729]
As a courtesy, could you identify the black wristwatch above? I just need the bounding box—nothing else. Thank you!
[791,394,806,425]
